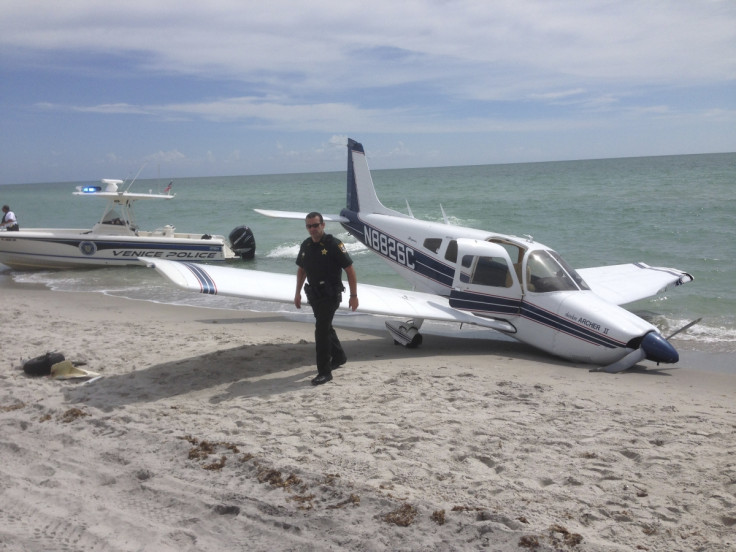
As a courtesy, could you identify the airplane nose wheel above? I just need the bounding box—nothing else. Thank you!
[593,318,702,373]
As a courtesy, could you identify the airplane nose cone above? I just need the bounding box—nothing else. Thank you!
[641,332,679,364]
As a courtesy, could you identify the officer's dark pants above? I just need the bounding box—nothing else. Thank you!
[310,295,345,375]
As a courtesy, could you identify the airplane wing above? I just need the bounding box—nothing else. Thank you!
[254,209,349,223]
[577,263,693,306]
[142,259,516,333]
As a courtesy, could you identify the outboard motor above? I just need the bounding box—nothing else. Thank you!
[228,225,256,260]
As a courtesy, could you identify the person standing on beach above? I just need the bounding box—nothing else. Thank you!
[295,212,358,385]
[1,205,19,231]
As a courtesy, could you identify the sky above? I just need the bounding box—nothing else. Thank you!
[1,1,735,185]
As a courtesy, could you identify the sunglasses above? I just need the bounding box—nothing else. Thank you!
[306,222,322,229]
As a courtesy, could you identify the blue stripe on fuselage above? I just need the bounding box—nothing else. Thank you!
[454,294,623,349]
[520,302,623,349]
[449,289,521,316]
[341,214,455,289]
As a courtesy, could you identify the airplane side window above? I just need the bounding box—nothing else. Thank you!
[458,254,473,283]
[423,238,443,254]
[470,256,512,288]
[489,238,526,286]
[445,240,458,263]
[489,239,524,265]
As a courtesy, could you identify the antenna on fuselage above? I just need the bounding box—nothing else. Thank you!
[405,199,415,218]
[441,204,450,225]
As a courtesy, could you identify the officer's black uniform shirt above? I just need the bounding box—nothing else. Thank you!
[296,234,353,287]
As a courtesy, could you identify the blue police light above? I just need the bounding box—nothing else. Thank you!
[81,186,102,193]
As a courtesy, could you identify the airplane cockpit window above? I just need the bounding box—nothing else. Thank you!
[526,250,590,292]
[423,238,443,254]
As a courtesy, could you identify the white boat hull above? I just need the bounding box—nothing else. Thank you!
[0,179,253,270]
[0,228,235,269]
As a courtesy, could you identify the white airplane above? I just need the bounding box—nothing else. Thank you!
[144,139,695,373]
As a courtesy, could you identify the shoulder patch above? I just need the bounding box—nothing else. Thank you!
[338,242,347,253]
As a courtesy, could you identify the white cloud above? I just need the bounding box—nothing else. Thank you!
[3,1,734,96]
[703,108,736,122]
[73,103,151,115]
[144,150,187,164]
[527,89,587,101]
[328,135,349,148]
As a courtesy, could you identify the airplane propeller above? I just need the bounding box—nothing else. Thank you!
[592,318,702,373]
[666,317,702,340]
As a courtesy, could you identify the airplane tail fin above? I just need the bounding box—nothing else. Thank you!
[346,139,402,216]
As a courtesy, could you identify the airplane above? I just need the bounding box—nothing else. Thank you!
[143,138,695,373]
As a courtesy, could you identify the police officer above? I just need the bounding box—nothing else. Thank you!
[295,212,358,385]
[1,205,19,231]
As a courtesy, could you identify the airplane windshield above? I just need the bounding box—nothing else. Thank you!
[526,250,590,293]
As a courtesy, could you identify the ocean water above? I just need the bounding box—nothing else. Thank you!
[2,152,735,356]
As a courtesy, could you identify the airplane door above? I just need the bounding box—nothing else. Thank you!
[449,239,523,316]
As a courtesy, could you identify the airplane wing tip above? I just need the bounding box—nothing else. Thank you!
[254,208,348,223]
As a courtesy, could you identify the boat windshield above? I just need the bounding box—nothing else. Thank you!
[100,206,126,226]
[526,250,590,293]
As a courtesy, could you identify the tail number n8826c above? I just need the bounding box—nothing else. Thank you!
[364,225,414,269]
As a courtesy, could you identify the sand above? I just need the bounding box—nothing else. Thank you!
[1,280,734,551]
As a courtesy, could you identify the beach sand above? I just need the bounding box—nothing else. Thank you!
[1,280,734,551]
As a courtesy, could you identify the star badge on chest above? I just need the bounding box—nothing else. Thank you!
[321,248,328,255]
